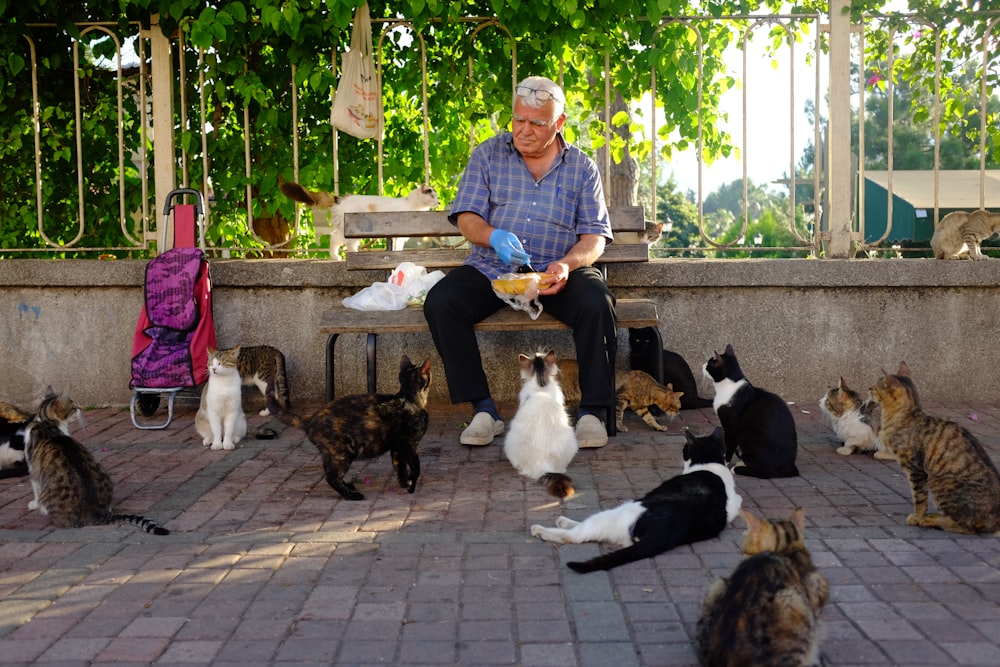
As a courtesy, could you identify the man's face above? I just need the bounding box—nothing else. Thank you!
[511,97,565,159]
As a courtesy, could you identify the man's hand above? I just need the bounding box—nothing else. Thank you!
[538,261,570,295]
[489,229,532,267]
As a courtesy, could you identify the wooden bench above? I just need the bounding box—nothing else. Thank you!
[320,206,664,436]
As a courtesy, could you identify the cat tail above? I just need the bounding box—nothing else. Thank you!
[539,473,575,499]
[567,535,673,573]
[110,512,169,535]
[265,394,306,429]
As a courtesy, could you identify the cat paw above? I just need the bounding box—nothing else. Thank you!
[835,445,854,455]
[258,408,271,416]
[529,524,544,537]
[906,513,924,526]
[616,423,629,433]
[210,440,224,450]
[27,500,38,510]
[873,449,897,461]
[555,516,578,529]
[651,423,668,431]
[222,442,236,450]
[202,438,213,448]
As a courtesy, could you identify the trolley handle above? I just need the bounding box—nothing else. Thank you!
[162,188,205,217]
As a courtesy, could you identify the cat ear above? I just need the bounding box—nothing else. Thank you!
[740,509,761,532]
[544,350,558,366]
[399,355,412,370]
[519,354,532,369]
[419,358,432,374]
[724,343,735,355]
[838,376,848,390]
[897,361,911,376]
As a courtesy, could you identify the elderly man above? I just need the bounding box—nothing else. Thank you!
[423,76,616,448]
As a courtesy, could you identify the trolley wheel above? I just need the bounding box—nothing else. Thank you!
[137,393,161,417]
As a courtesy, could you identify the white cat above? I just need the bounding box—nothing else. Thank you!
[195,346,248,451]
[931,209,1000,260]
[280,181,440,257]
[503,351,578,499]
[818,377,895,460]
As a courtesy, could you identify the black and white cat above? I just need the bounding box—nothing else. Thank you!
[530,427,742,573]
[504,351,578,499]
[703,344,799,478]
[628,327,713,410]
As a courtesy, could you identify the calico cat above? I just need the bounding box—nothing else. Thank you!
[697,508,828,667]
[195,346,248,451]
[614,218,664,247]
[615,370,684,432]
[629,327,714,410]
[870,362,1000,534]
[23,418,168,534]
[930,209,1000,260]
[266,355,431,500]
[703,344,799,478]
[237,344,291,416]
[1,387,81,479]
[819,377,895,459]
[280,181,440,256]
[504,351,578,499]
[531,427,742,573]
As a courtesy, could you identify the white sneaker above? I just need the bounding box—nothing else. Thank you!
[576,414,608,448]
[460,412,505,446]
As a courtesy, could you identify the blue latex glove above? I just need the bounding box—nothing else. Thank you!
[489,229,531,268]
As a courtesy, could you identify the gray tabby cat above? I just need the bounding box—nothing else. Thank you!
[24,418,168,534]
[697,508,828,667]
[931,209,1000,259]
[0,387,81,479]
[238,345,290,416]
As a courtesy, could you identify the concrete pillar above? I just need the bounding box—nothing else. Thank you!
[149,14,176,252]
[826,0,854,258]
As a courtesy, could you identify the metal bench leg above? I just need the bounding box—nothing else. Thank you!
[366,333,378,394]
[325,333,340,401]
[607,343,617,437]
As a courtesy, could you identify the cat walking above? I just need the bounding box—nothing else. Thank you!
[697,508,828,667]
[703,344,799,478]
[504,351,578,499]
[266,355,432,500]
[615,369,684,432]
[870,362,1000,535]
[280,181,439,256]
[195,346,248,451]
[24,418,168,534]
[531,427,741,572]
[930,209,1000,260]
[1,387,81,479]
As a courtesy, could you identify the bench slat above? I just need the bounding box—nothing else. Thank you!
[345,242,650,271]
[320,298,659,334]
[344,206,645,238]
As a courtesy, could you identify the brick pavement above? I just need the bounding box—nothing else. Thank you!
[1,394,999,666]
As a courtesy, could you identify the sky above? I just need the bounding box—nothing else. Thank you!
[646,30,828,199]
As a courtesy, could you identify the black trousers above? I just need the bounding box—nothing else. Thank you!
[423,264,617,414]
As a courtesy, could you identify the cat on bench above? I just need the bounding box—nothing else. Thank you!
[280,181,440,258]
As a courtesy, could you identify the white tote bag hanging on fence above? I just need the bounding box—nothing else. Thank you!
[331,2,382,139]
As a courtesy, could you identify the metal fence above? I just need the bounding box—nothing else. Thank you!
[5,8,999,259]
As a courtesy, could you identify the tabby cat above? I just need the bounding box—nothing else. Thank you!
[870,362,1000,534]
[1,387,81,479]
[237,344,290,416]
[930,209,1000,260]
[819,377,895,459]
[266,355,432,500]
[703,344,799,478]
[629,327,714,410]
[615,370,684,432]
[280,181,440,256]
[531,427,741,573]
[23,418,168,534]
[559,359,684,431]
[697,508,829,667]
[195,346,248,451]
[504,351,577,499]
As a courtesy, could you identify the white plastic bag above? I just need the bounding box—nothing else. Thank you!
[330,2,382,140]
[342,262,444,311]
[491,272,543,320]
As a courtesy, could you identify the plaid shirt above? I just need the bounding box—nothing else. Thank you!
[448,132,612,280]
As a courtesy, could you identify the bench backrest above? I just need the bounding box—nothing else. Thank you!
[342,206,647,271]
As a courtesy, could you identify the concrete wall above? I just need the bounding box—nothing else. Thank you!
[2,257,998,409]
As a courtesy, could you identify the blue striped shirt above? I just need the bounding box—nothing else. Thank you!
[448,132,612,280]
